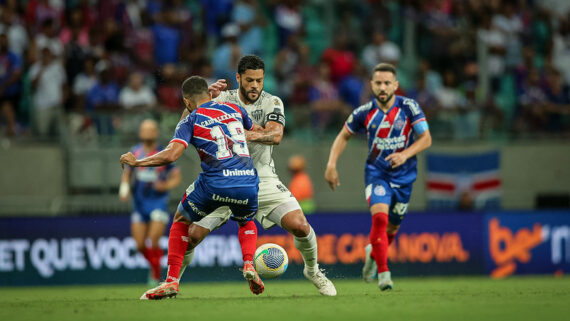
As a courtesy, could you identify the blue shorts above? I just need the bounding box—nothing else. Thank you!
[365,178,412,226]
[177,177,258,223]
[132,201,170,224]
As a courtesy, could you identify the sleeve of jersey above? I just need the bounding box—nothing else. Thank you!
[239,106,254,130]
[344,109,365,135]
[408,100,429,135]
[264,96,286,126]
[170,116,193,149]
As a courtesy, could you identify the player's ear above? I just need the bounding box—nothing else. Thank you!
[235,73,240,83]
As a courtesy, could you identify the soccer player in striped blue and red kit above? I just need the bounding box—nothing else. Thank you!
[119,119,182,286]
[120,76,263,299]
[325,63,432,291]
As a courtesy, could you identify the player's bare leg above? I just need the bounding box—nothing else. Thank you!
[281,210,337,296]
[368,203,393,291]
[147,220,166,285]
[238,220,264,295]
[131,222,156,284]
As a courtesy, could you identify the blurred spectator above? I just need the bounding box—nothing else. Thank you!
[126,11,154,71]
[477,14,506,93]
[0,6,29,57]
[288,43,316,128]
[288,155,315,215]
[86,60,119,135]
[338,61,371,110]
[433,70,466,137]
[151,10,181,66]
[361,31,401,71]
[309,62,351,133]
[157,64,182,112]
[274,34,302,102]
[25,0,62,33]
[29,45,66,137]
[553,19,570,85]
[30,18,63,64]
[407,73,439,121]
[492,1,523,69]
[322,32,356,84]
[72,56,97,111]
[0,33,22,136]
[201,0,233,37]
[119,72,156,111]
[274,0,303,48]
[213,23,242,89]
[59,9,89,47]
[514,68,548,134]
[544,70,570,132]
[232,0,263,56]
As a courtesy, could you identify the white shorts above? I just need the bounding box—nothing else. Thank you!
[195,178,301,231]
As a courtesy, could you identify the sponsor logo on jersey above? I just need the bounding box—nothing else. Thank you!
[374,185,386,196]
[276,184,289,193]
[273,98,280,106]
[373,135,406,150]
[199,112,241,127]
[380,121,392,129]
[212,194,249,205]
[222,168,256,177]
[403,98,421,116]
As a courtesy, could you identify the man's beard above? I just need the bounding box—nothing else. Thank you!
[376,91,394,105]
[239,82,262,104]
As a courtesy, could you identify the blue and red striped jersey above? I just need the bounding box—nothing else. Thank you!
[130,144,177,213]
[171,101,257,187]
[345,96,429,185]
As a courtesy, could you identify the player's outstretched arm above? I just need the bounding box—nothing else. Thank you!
[118,167,131,202]
[385,130,432,168]
[325,127,353,190]
[245,122,283,145]
[120,142,186,168]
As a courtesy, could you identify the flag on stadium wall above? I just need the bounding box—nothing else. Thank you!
[426,151,501,210]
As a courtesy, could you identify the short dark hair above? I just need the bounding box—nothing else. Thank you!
[181,76,209,99]
[372,63,397,77]
[237,55,265,74]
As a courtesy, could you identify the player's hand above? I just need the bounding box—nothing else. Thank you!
[385,152,408,169]
[154,181,169,192]
[324,165,340,191]
[120,152,137,169]
[208,79,227,98]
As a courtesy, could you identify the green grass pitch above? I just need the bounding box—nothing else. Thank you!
[1,276,569,321]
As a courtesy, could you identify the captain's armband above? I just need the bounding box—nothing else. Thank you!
[265,111,285,126]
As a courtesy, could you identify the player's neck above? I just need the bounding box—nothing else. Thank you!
[375,97,395,113]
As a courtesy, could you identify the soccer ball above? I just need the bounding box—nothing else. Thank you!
[253,243,288,279]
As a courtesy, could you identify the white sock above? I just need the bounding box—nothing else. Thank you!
[178,248,195,280]
[294,227,318,274]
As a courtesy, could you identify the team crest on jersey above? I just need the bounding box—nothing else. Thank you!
[394,119,405,130]
[251,109,264,122]
[374,185,386,196]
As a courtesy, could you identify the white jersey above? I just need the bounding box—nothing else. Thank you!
[214,90,285,180]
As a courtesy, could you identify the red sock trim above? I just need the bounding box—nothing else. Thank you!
[166,222,189,282]
[238,220,257,263]
[370,212,389,273]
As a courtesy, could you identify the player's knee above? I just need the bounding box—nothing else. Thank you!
[135,242,146,253]
[283,212,310,237]
[187,233,203,248]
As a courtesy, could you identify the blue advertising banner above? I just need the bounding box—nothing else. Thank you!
[483,211,570,278]
[0,211,486,286]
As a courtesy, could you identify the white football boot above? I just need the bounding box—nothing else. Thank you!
[378,271,393,291]
[362,244,377,283]
[303,266,337,296]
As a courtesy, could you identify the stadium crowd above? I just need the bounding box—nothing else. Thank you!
[0,0,569,142]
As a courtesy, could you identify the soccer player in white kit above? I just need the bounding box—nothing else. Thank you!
[174,55,336,296]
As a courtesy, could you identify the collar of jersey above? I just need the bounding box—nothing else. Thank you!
[199,101,216,109]
[372,96,398,114]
